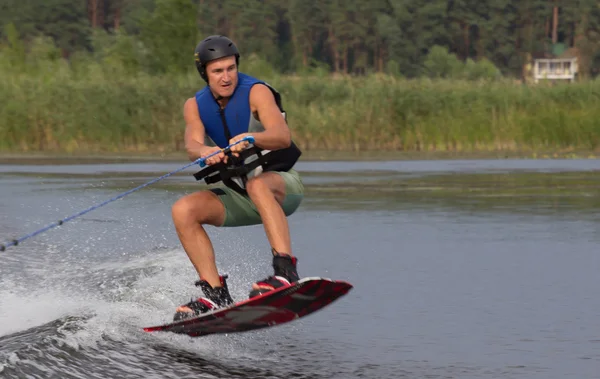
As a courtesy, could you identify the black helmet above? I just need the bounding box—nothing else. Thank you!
[194,35,240,82]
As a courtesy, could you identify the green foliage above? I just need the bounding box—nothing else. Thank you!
[2,0,600,154]
[3,0,600,78]
[1,23,26,70]
[1,65,600,153]
[241,53,278,81]
[138,0,197,74]
[90,29,144,75]
[423,45,463,78]
[385,60,402,77]
[37,0,91,54]
[463,58,501,80]
[287,0,324,70]
[423,45,501,80]
[29,35,62,62]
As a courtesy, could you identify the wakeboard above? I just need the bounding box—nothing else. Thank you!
[143,277,352,337]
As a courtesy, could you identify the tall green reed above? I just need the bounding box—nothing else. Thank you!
[1,62,600,154]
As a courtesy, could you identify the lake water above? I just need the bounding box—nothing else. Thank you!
[0,158,599,379]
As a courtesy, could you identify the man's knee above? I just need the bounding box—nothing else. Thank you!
[246,173,285,203]
[171,191,224,226]
[246,175,268,196]
[171,194,198,224]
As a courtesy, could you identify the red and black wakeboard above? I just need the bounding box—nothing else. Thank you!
[143,277,352,337]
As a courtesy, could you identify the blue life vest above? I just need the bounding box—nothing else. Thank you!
[192,73,302,195]
[195,73,262,148]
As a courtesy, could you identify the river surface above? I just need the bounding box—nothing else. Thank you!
[0,158,599,379]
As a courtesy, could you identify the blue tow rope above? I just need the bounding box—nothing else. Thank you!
[0,136,254,252]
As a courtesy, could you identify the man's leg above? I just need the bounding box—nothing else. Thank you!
[171,190,226,288]
[245,172,292,255]
[245,171,305,294]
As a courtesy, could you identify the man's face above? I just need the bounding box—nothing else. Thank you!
[205,56,238,98]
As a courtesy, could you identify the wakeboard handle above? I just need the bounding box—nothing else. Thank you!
[197,135,255,168]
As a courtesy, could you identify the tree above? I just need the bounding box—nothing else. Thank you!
[287,0,324,69]
[138,0,197,73]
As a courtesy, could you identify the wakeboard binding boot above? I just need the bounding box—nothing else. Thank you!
[249,249,300,298]
[173,274,234,322]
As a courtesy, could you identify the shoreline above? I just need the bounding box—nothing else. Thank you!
[0,149,598,165]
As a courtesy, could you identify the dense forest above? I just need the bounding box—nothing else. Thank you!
[2,0,600,155]
[2,0,600,79]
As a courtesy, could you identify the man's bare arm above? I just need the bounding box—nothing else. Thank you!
[246,84,292,150]
[183,97,214,161]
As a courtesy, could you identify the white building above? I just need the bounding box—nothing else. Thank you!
[533,58,578,83]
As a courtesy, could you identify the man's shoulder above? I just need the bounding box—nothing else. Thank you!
[249,82,274,98]
[184,96,197,109]
[248,80,281,109]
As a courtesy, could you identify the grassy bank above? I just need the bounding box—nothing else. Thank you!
[1,62,600,154]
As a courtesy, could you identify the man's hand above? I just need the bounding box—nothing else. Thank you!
[229,133,253,157]
[200,146,226,166]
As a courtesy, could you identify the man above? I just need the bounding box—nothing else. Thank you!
[171,35,304,321]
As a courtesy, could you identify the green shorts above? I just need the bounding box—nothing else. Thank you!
[210,169,304,227]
